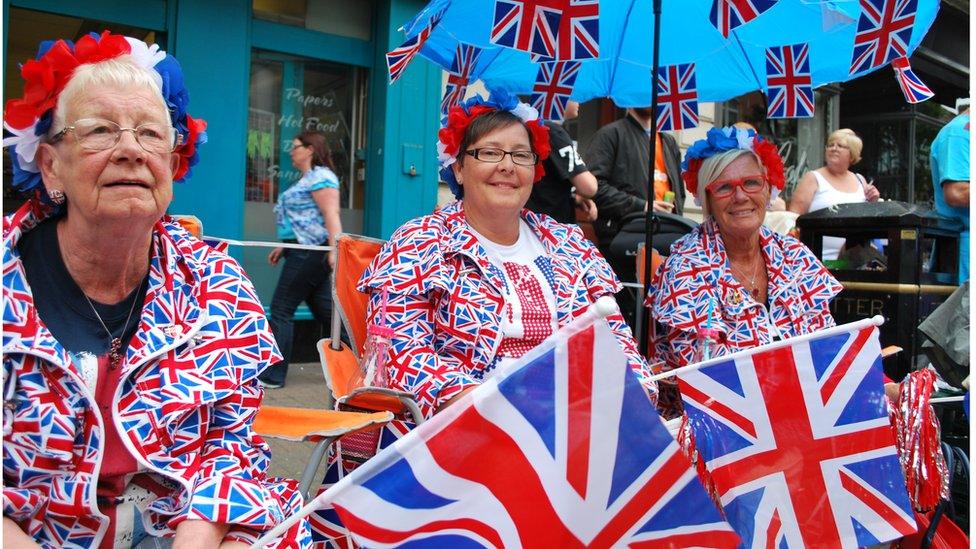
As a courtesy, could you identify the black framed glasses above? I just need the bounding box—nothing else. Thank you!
[465,147,538,166]
[50,118,182,154]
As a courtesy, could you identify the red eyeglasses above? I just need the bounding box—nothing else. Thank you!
[706,175,768,198]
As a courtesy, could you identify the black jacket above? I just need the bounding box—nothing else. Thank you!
[586,114,683,247]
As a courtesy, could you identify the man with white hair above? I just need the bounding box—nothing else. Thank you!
[930,97,970,283]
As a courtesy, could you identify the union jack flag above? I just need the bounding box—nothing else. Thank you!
[328,318,739,547]
[531,61,581,121]
[490,0,562,58]
[849,0,918,75]
[441,44,482,115]
[765,43,815,118]
[710,0,778,38]
[385,11,443,83]
[532,0,600,61]
[677,323,917,547]
[656,63,699,132]
[891,56,933,104]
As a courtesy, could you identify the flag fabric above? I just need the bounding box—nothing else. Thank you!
[765,43,815,118]
[386,11,443,83]
[656,63,699,132]
[676,322,917,548]
[891,56,934,104]
[849,0,918,75]
[441,44,482,115]
[533,0,600,61]
[710,0,779,38]
[326,318,740,548]
[490,0,562,58]
[530,61,582,122]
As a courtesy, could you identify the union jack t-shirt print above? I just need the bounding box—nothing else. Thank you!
[676,320,917,548]
[327,315,739,547]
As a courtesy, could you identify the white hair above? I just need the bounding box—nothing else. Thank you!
[697,148,761,216]
[52,55,169,133]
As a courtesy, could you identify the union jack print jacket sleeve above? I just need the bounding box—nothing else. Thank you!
[359,222,481,419]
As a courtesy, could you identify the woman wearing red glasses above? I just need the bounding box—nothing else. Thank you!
[645,127,842,419]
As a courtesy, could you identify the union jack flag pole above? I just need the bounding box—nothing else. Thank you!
[251,297,627,548]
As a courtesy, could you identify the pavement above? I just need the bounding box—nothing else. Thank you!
[259,362,333,484]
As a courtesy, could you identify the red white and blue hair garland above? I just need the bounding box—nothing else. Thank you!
[438,89,550,199]
[3,31,207,199]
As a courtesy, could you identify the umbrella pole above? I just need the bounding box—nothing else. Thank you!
[639,0,663,358]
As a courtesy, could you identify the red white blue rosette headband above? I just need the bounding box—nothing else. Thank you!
[681,126,785,206]
[437,90,550,199]
[2,31,208,197]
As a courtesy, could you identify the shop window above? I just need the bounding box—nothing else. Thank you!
[242,49,368,301]
[3,7,159,215]
[252,0,374,40]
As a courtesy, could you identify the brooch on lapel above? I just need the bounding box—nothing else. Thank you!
[163,325,184,338]
[728,290,743,306]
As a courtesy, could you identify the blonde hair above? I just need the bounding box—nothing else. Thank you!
[697,148,761,215]
[52,55,169,133]
[826,128,862,165]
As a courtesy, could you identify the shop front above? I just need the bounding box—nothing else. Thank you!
[3,0,444,311]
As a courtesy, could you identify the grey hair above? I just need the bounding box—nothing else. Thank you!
[697,148,761,215]
[51,55,169,134]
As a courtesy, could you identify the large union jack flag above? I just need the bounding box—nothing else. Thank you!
[849,0,918,75]
[441,44,482,115]
[490,0,563,58]
[891,56,933,104]
[677,323,917,548]
[656,63,699,132]
[328,318,739,547]
[385,10,443,83]
[765,43,814,118]
[710,0,778,38]
[531,61,581,122]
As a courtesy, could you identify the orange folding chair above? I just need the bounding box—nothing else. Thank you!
[253,405,391,499]
[319,233,424,426]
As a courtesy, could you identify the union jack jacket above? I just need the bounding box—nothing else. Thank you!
[358,201,656,419]
[2,198,311,548]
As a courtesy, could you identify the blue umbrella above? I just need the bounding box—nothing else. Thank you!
[397,0,939,109]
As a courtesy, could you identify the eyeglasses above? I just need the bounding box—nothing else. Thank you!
[50,118,182,154]
[706,175,768,198]
[465,147,538,166]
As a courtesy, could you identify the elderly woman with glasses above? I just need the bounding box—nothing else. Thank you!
[2,33,309,547]
[645,127,842,419]
[359,92,657,420]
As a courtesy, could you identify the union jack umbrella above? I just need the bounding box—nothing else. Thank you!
[441,43,483,114]
[765,43,814,118]
[891,56,934,104]
[530,60,581,122]
[676,318,917,548]
[385,8,444,83]
[849,0,919,75]
[256,307,740,548]
[387,0,938,108]
[655,63,699,132]
[709,0,778,39]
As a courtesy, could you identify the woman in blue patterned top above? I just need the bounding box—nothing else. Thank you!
[259,131,342,388]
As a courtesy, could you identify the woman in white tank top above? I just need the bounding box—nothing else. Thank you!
[788,128,881,260]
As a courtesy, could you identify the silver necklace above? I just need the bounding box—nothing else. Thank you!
[729,256,763,298]
[83,280,143,370]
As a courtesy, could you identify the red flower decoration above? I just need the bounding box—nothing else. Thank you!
[4,31,131,130]
[438,104,494,158]
[683,158,704,198]
[526,119,550,182]
[174,115,207,182]
[753,138,785,191]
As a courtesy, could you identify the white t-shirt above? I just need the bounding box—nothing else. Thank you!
[808,171,867,260]
[470,220,557,372]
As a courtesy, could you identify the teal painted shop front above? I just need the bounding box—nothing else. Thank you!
[3,0,443,315]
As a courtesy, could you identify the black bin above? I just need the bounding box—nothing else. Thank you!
[796,201,961,380]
